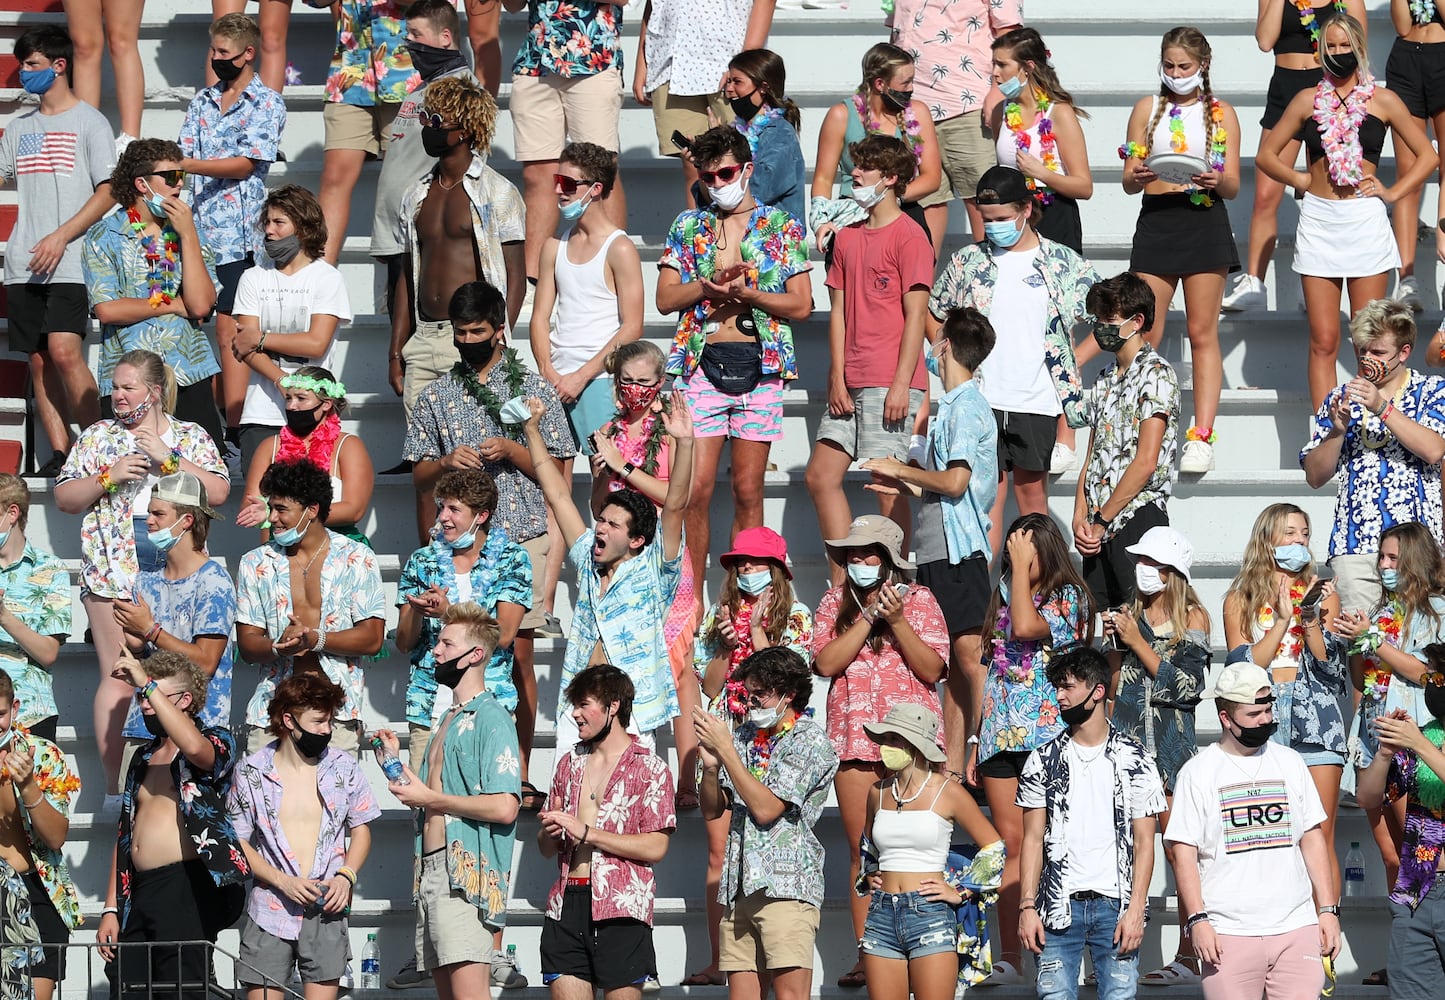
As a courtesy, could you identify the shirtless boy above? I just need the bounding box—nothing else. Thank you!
[98,648,248,998]
[229,673,380,1000]
[538,664,676,998]
[375,602,522,1000]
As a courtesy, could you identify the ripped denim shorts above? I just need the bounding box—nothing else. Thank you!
[860,890,957,961]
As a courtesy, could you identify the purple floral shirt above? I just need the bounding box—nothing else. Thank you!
[1385,729,1445,910]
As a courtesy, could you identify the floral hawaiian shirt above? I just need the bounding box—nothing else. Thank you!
[563,531,682,733]
[412,690,521,926]
[1112,620,1209,791]
[718,715,838,908]
[1300,370,1445,557]
[695,599,813,724]
[235,531,386,726]
[398,531,532,722]
[229,743,381,939]
[326,0,420,105]
[121,561,237,740]
[512,0,624,78]
[1384,726,1445,910]
[0,858,40,995]
[978,584,1089,763]
[5,732,82,930]
[889,0,1023,122]
[117,725,250,925]
[0,544,71,728]
[813,585,950,762]
[1073,344,1180,537]
[660,203,811,382]
[178,76,286,266]
[929,238,1098,426]
[82,211,221,392]
[56,418,226,600]
[545,739,676,924]
[1016,726,1166,931]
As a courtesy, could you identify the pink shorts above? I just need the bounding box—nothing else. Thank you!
[1201,924,1325,1000]
[683,367,783,441]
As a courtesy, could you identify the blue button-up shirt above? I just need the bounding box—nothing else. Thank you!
[927,379,998,563]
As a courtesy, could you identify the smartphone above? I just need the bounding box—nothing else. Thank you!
[671,129,693,153]
[1299,566,1337,617]
[894,584,909,599]
[1107,607,1128,652]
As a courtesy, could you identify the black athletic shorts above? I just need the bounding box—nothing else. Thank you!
[540,883,656,990]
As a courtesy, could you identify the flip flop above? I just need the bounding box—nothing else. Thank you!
[675,789,700,810]
[1141,959,1201,985]
[680,971,725,987]
[1362,968,1388,986]
[519,780,547,812]
[836,968,866,989]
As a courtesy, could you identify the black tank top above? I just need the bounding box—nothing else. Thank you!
[1275,2,1341,56]
[1303,112,1387,165]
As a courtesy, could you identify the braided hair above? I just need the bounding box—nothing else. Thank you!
[1145,26,1215,156]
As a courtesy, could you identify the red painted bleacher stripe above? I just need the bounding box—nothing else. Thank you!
[0,206,16,243]
[0,57,16,89]
[0,0,65,11]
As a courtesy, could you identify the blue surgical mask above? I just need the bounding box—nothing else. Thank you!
[141,179,167,218]
[738,570,771,596]
[444,516,481,552]
[998,74,1023,100]
[1381,568,1400,591]
[1273,543,1312,574]
[558,193,591,224]
[272,512,313,548]
[925,345,945,378]
[847,562,883,589]
[146,521,182,554]
[984,216,1024,249]
[20,68,56,95]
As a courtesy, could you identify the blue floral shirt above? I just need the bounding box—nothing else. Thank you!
[397,531,532,723]
[178,77,286,266]
[563,531,682,733]
[0,543,71,728]
[512,0,624,78]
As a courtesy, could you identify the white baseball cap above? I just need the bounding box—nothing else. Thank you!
[1125,525,1194,582]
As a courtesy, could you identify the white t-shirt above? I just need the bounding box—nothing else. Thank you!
[132,422,179,516]
[1062,740,1121,897]
[976,248,1059,416]
[1165,742,1326,936]
[233,259,353,426]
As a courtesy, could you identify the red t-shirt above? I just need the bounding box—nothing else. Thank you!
[825,213,935,392]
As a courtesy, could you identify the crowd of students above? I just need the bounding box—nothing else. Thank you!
[9,0,1445,999]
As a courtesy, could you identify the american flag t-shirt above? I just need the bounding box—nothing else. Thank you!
[16,131,77,175]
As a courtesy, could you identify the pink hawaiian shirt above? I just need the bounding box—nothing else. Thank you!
[888,0,1024,122]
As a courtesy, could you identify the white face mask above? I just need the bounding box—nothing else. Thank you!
[851,179,886,210]
[749,702,787,729]
[1159,65,1203,96]
[709,173,749,211]
[1134,563,1167,595]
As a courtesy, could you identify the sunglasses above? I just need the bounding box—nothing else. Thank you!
[698,164,744,186]
[1426,672,1445,688]
[742,690,779,710]
[422,113,459,130]
[1321,955,1335,998]
[553,174,595,195]
[150,170,186,187]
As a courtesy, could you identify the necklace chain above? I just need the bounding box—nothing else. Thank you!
[890,768,930,809]
[299,535,329,580]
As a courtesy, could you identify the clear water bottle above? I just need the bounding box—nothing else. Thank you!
[1344,841,1366,896]
[360,933,381,989]
[371,736,409,785]
[508,943,522,978]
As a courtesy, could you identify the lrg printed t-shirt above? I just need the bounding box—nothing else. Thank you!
[1164,742,1327,936]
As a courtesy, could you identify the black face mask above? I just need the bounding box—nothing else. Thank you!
[1322,50,1358,81]
[143,712,167,739]
[284,405,324,436]
[292,723,332,759]
[730,94,761,122]
[421,125,460,159]
[1060,697,1097,728]
[455,338,497,368]
[264,234,302,267]
[882,87,913,110]
[434,647,478,689]
[407,40,467,81]
[1231,718,1278,749]
[211,54,245,82]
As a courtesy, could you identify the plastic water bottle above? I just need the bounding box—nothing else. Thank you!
[1344,842,1366,896]
[371,736,409,785]
[360,933,381,989]
[507,944,522,978]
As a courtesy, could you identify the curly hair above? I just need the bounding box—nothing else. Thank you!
[261,185,328,262]
[110,138,184,209]
[735,647,813,715]
[848,134,916,199]
[434,469,499,519]
[425,75,498,155]
[690,125,751,168]
[600,489,658,548]
[145,649,210,715]
[560,141,618,198]
[267,673,346,738]
[260,458,333,523]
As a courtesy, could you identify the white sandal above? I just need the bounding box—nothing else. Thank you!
[1141,958,1201,985]
[974,961,1025,988]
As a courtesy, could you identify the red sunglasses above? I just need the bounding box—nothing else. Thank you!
[553,174,594,195]
[698,163,744,186]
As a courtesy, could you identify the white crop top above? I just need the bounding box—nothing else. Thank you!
[994,115,1069,178]
[872,782,952,872]
[1148,97,1208,160]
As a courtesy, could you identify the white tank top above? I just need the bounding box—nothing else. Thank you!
[550,228,626,375]
[872,780,951,872]
[1148,96,1208,159]
[994,112,1069,177]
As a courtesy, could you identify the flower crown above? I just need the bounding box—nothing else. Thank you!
[279,373,346,398]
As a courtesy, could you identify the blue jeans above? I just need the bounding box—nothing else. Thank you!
[860,890,956,960]
[1036,896,1140,1000]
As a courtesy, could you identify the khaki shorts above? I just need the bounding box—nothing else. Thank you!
[402,319,460,422]
[511,67,623,161]
[408,721,432,773]
[1329,552,1383,616]
[650,82,732,156]
[718,891,820,972]
[918,110,996,207]
[416,850,496,972]
[246,719,363,760]
[323,101,402,157]
[519,532,550,630]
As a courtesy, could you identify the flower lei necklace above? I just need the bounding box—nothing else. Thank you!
[1411,0,1438,24]
[1312,75,1375,188]
[1257,580,1308,664]
[602,400,671,478]
[1005,91,1060,206]
[734,104,786,157]
[741,709,812,780]
[723,599,759,718]
[276,411,343,470]
[126,206,180,307]
[1353,595,1405,700]
[1166,99,1228,206]
[435,521,510,613]
[451,349,528,440]
[990,593,1048,684]
[1294,0,1350,56]
[852,87,924,165]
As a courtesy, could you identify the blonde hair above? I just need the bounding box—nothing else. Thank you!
[115,350,177,414]
[424,76,498,156]
[210,12,259,51]
[1131,565,1211,648]
[1145,27,1220,157]
[1349,298,1417,351]
[1226,503,1312,638]
[145,649,209,714]
[1324,13,1371,78]
[860,42,913,94]
[441,601,501,658]
[0,474,29,532]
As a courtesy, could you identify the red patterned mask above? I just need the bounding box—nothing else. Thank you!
[618,381,663,413]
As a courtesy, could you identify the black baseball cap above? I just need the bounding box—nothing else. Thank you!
[975,165,1032,205]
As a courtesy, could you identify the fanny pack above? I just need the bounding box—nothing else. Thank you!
[699,316,763,395]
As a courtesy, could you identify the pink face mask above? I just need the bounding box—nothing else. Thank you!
[618,381,663,413]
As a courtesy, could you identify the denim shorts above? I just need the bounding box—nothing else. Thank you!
[860,890,956,961]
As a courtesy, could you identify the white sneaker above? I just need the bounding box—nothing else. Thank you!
[1396,274,1424,313]
[974,960,1026,987]
[1179,439,1215,473]
[1220,273,1266,312]
[1049,442,1077,475]
[115,133,137,156]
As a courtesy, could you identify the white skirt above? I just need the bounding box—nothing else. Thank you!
[1292,192,1401,278]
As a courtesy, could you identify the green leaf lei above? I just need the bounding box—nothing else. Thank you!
[451,348,527,440]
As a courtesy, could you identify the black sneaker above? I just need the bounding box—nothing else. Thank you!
[380,459,414,476]
[34,450,65,478]
[386,959,428,990]
[535,613,563,639]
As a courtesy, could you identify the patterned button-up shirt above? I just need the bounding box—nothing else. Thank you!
[56,418,226,600]
[6,733,81,931]
[889,0,1023,122]
[929,238,1098,427]
[563,531,683,733]
[117,725,250,924]
[178,77,286,266]
[235,532,386,726]
[412,690,521,926]
[512,0,623,78]
[402,366,574,543]
[0,544,70,727]
[398,531,532,722]
[1385,726,1445,910]
[719,715,839,908]
[1300,370,1445,557]
[82,211,221,392]
[1073,344,1180,538]
[0,859,41,993]
[1112,621,1210,791]
[926,379,998,563]
[228,744,381,939]
[694,599,813,723]
[545,739,676,924]
[326,0,420,105]
[1016,726,1166,931]
[660,204,811,382]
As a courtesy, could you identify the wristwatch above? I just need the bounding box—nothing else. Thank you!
[1089,510,1111,528]
[1318,904,1341,916]
[621,461,636,479]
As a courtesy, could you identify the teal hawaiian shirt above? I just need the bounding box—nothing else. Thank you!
[511,0,623,78]
[0,544,70,728]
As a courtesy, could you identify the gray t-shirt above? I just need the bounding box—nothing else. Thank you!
[0,100,115,286]
[915,491,948,565]
[369,65,478,258]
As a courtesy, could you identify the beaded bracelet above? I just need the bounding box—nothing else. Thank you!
[313,629,327,654]
[140,678,159,700]
[337,866,357,887]
[145,624,163,644]
[160,447,182,475]
[1376,401,1396,422]
[98,469,118,494]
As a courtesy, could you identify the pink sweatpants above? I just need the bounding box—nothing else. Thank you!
[1200,925,1327,1000]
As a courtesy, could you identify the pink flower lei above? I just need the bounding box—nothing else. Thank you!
[852,87,924,165]
[1312,74,1375,188]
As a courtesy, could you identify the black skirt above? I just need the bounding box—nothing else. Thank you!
[1129,192,1240,276]
[1037,194,1082,254]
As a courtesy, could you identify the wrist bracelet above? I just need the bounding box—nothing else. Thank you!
[1019,902,1036,911]
[313,629,327,654]
[258,330,269,353]
[101,906,119,917]
[581,824,590,845]
[21,793,43,809]
[337,866,357,887]
[141,678,158,700]
[145,624,162,644]
[99,469,118,494]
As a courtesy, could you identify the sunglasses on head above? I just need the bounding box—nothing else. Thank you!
[553,174,593,195]
[422,113,459,130]
[698,164,744,186]
[1427,672,1445,689]
[150,170,186,186]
